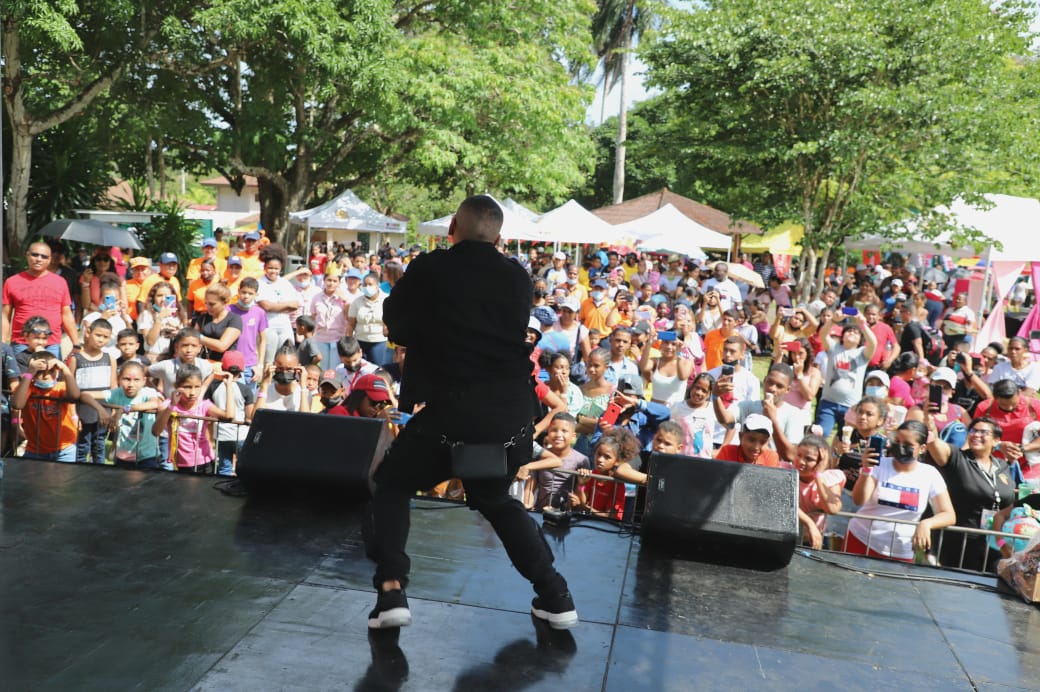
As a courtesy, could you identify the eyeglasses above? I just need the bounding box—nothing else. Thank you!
[28,329,53,336]
[28,252,51,259]
[968,429,995,438]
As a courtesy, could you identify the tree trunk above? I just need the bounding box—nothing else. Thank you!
[796,247,817,304]
[5,128,34,258]
[157,137,167,200]
[145,139,155,199]
[611,44,629,205]
[814,246,832,301]
[257,178,288,245]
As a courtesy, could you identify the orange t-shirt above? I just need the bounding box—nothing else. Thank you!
[187,277,219,313]
[579,298,615,335]
[715,443,781,468]
[23,382,79,454]
[703,328,730,372]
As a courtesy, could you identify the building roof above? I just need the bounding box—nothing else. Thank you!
[591,188,762,236]
[200,175,260,188]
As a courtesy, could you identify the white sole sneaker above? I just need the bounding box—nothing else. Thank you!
[531,605,579,630]
[368,607,412,629]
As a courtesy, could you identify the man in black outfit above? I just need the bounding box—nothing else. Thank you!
[366,195,577,631]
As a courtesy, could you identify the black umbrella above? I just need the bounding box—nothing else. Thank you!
[38,218,144,250]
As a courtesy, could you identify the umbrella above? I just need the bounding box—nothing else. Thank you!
[710,260,764,288]
[38,218,144,250]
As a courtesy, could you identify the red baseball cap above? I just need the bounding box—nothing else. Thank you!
[353,373,392,402]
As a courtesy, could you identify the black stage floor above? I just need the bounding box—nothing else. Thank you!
[2,457,1039,691]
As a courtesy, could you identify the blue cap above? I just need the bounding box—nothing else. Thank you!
[531,306,556,327]
[345,268,364,280]
[159,252,179,265]
[201,238,217,248]
[228,256,243,266]
[592,278,608,289]
[244,231,260,241]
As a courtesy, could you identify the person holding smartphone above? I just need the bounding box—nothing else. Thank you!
[815,309,877,439]
[256,341,310,412]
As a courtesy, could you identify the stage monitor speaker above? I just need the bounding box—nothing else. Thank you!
[642,453,799,567]
[236,409,393,498]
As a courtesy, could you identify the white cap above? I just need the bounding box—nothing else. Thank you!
[743,413,772,435]
[865,370,891,387]
[931,367,958,388]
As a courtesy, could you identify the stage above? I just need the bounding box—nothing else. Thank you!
[1,457,1038,691]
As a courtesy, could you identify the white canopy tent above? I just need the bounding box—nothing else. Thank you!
[534,199,629,245]
[501,198,541,222]
[290,189,407,252]
[416,196,545,241]
[612,203,734,259]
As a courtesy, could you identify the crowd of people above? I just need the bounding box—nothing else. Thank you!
[3,228,1040,573]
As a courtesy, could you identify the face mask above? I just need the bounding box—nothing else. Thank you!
[34,378,56,390]
[272,371,296,385]
[363,285,379,298]
[890,442,916,462]
[591,291,605,303]
[533,289,547,299]
[941,393,950,405]
[865,386,887,399]
[320,395,343,409]
[237,299,253,309]
[721,357,738,367]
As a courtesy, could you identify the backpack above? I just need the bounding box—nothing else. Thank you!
[938,420,967,449]
[920,325,946,364]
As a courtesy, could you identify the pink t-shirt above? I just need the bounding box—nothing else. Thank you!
[169,399,217,467]
[888,376,914,408]
[2,271,70,346]
[799,469,846,532]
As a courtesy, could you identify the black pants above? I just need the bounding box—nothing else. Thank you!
[368,420,567,597]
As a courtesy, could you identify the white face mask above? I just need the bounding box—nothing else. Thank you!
[363,285,379,298]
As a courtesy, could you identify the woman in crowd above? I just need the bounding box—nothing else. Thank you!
[987,336,1040,396]
[79,252,126,315]
[257,342,310,412]
[257,252,300,371]
[780,338,821,435]
[348,272,389,366]
[795,435,845,549]
[192,284,242,364]
[310,266,350,368]
[815,310,877,439]
[185,258,221,322]
[138,281,183,360]
[846,420,956,562]
[925,414,1014,572]
[668,372,718,457]
[546,352,585,417]
[833,395,889,489]
[639,325,695,407]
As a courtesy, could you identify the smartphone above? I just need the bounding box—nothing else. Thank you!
[657,330,677,342]
[721,364,735,377]
[841,306,858,316]
[780,307,794,318]
[971,355,982,371]
[868,434,887,460]
[103,295,116,311]
[928,383,944,408]
[601,400,625,426]
[164,294,177,308]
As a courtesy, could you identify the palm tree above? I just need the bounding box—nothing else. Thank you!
[592,0,653,204]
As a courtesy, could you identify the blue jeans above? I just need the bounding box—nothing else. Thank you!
[216,439,242,476]
[313,340,340,371]
[360,340,390,367]
[24,445,77,463]
[815,399,849,441]
[76,422,107,464]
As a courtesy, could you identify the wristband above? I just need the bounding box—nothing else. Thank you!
[860,466,873,476]
[10,417,21,424]
[20,373,33,380]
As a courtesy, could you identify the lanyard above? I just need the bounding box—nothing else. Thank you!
[970,455,1001,509]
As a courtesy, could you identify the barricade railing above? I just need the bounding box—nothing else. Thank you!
[831,510,1022,574]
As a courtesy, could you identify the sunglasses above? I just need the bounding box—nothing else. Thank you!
[28,329,53,336]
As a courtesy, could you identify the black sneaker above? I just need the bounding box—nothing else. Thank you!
[368,589,411,629]
[531,591,578,630]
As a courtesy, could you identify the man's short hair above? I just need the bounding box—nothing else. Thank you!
[337,335,361,358]
[992,378,1020,400]
[240,277,259,291]
[455,195,504,242]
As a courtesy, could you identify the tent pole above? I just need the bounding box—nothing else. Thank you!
[978,247,994,348]
[305,219,312,262]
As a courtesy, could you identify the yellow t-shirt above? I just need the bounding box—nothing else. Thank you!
[186,256,227,281]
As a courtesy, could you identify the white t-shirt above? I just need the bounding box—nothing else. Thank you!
[847,458,947,559]
[348,292,387,343]
[706,365,761,444]
[148,358,213,397]
[731,399,804,450]
[701,277,743,311]
[668,401,718,457]
[257,276,298,331]
[987,360,1040,392]
[261,382,305,412]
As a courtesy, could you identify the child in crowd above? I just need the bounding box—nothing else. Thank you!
[228,277,268,386]
[11,352,105,462]
[138,281,183,360]
[206,351,256,476]
[295,315,320,367]
[304,363,324,412]
[334,335,379,391]
[68,318,117,464]
[668,373,718,457]
[115,328,151,369]
[588,328,604,351]
[794,434,845,549]
[317,370,350,416]
[99,361,163,469]
[573,427,641,520]
[81,280,129,357]
[14,316,53,373]
[152,364,236,473]
[535,412,590,510]
[148,328,214,468]
[257,341,310,412]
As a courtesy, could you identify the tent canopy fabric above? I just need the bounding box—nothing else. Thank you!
[591,187,763,236]
[290,189,407,234]
[416,196,544,241]
[501,198,541,222]
[613,203,729,256]
[534,199,628,245]
[740,222,803,255]
[846,194,1040,261]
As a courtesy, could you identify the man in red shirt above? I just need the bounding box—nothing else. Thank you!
[864,302,899,369]
[975,379,1040,480]
[715,413,782,467]
[1,242,79,357]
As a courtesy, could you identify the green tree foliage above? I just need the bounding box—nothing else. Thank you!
[26,119,112,233]
[642,0,1039,298]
